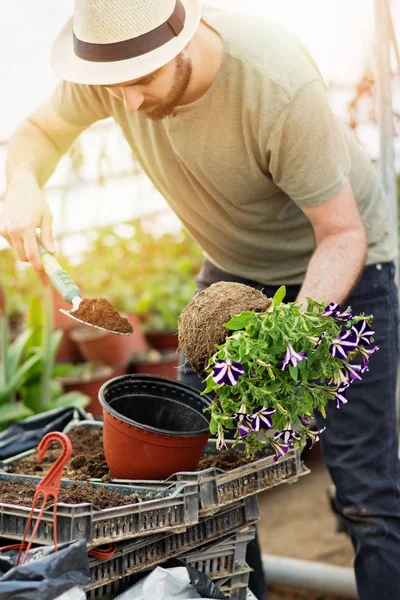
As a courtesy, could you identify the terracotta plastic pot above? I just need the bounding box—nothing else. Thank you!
[70,314,148,367]
[146,331,178,352]
[59,364,115,416]
[99,374,211,480]
[129,351,179,379]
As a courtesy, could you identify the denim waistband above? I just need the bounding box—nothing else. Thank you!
[196,259,397,300]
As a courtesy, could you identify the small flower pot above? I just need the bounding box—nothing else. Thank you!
[99,374,211,480]
[58,363,115,416]
[129,350,179,379]
[146,331,179,352]
[70,313,148,367]
[56,330,83,363]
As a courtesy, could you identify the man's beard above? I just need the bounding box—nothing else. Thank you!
[140,53,192,121]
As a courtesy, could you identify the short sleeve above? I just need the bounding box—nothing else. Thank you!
[267,80,351,207]
[51,80,109,127]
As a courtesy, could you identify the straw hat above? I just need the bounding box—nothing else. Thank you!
[51,0,202,85]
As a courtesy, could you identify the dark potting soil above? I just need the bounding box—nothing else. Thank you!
[8,426,273,480]
[196,450,249,471]
[71,298,133,334]
[8,427,112,481]
[196,445,274,471]
[0,480,144,510]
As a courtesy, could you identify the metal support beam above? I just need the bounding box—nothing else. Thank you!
[262,555,358,598]
[374,0,398,229]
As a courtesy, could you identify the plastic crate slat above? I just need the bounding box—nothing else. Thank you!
[86,499,258,590]
[1,420,308,518]
[0,474,198,547]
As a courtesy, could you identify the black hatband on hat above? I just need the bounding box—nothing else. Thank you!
[73,0,186,63]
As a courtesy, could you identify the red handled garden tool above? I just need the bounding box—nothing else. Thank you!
[16,432,72,565]
[37,237,131,335]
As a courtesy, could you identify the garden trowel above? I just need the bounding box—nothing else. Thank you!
[37,239,131,336]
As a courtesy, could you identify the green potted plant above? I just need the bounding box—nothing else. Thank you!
[0,314,42,427]
[0,248,41,335]
[178,283,378,458]
[0,289,90,429]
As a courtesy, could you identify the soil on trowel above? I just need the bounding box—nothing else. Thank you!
[0,480,145,510]
[8,426,112,481]
[71,298,133,334]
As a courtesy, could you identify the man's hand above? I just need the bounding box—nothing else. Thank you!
[0,173,56,271]
[297,179,367,306]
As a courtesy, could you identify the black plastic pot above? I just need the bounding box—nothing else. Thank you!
[99,374,212,479]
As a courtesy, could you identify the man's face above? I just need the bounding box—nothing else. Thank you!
[105,52,192,120]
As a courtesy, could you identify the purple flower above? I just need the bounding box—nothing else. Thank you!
[328,369,350,387]
[233,409,255,439]
[358,345,380,372]
[299,414,312,427]
[333,384,349,409]
[323,302,341,317]
[274,423,301,444]
[306,427,326,448]
[311,332,326,353]
[329,330,358,359]
[322,303,354,322]
[271,440,292,462]
[351,320,375,346]
[343,362,363,382]
[252,406,276,431]
[281,342,307,370]
[212,358,244,386]
[237,419,254,439]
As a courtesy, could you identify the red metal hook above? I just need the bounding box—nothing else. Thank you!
[17,432,72,565]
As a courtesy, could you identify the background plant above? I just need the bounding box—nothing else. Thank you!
[203,287,378,460]
[69,220,203,332]
[0,290,89,429]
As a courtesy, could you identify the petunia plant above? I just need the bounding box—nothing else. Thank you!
[202,286,378,461]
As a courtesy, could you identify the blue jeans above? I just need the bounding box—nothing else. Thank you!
[178,259,400,600]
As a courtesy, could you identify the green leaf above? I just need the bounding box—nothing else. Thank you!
[288,365,298,382]
[202,374,217,394]
[209,417,217,435]
[273,286,286,307]
[52,363,75,378]
[0,402,34,426]
[223,312,254,331]
[0,316,10,388]
[27,296,44,350]
[50,391,90,410]
[8,328,34,376]
[3,351,42,399]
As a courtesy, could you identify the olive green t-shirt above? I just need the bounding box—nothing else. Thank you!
[52,6,397,284]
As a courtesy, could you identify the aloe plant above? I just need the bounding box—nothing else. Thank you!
[0,289,89,429]
[19,290,89,415]
[0,315,42,426]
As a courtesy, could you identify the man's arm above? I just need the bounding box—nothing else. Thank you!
[0,97,89,270]
[296,180,367,306]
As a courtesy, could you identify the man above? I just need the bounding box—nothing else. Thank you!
[0,1,399,598]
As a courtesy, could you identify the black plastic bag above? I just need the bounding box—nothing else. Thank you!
[186,565,226,599]
[0,539,90,600]
[153,558,227,599]
[0,407,89,460]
